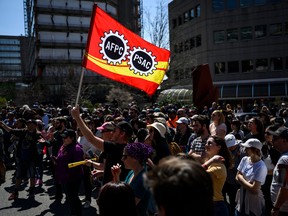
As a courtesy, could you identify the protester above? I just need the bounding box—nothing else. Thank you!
[54,129,84,216]
[268,126,288,215]
[97,182,138,216]
[144,156,214,216]
[111,142,154,216]
[235,138,267,216]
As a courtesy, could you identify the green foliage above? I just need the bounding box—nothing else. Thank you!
[0,97,7,108]
[81,99,94,112]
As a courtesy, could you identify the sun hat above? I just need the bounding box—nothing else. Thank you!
[147,122,166,138]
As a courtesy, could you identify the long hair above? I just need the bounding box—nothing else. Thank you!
[211,135,232,169]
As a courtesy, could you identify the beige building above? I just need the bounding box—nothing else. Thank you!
[166,0,288,107]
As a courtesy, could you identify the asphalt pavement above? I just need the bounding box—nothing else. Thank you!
[0,161,99,216]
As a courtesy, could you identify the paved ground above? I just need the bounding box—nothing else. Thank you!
[0,161,99,216]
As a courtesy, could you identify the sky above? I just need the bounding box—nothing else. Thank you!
[0,0,171,39]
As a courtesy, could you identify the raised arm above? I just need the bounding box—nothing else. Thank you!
[0,121,12,133]
[71,105,104,151]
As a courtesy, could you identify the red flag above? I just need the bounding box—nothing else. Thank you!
[82,4,170,96]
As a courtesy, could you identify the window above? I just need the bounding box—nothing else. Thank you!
[214,30,225,44]
[212,0,225,12]
[228,61,239,73]
[241,26,252,40]
[238,84,252,97]
[255,25,267,38]
[184,40,189,51]
[172,19,177,29]
[222,85,236,98]
[271,57,283,71]
[254,83,268,97]
[196,35,201,47]
[196,5,201,17]
[285,22,288,35]
[178,15,182,25]
[270,82,285,96]
[190,37,195,49]
[269,23,282,36]
[190,8,195,20]
[255,0,267,5]
[286,57,288,69]
[240,0,253,7]
[227,28,238,41]
[184,11,189,23]
[215,62,225,74]
[242,60,253,72]
[255,59,268,71]
[227,0,237,9]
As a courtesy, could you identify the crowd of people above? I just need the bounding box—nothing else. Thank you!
[0,100,288,216]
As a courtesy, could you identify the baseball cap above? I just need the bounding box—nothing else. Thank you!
[147,122,166,138]
[97,122,115,132]
[224,134,240,148]
[176,117,189,124]
[113,121,133,137]
[61,129,76,139]
[268,126,288,138]
[241,138,262,150]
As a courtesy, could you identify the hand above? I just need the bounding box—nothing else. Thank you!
[91,169,104,178]
[85,159,93,167]
[111,163,121,182]
[271,208,279,216]
[210,155,225,163]
[146,158,155,169]
[71,106,81,119]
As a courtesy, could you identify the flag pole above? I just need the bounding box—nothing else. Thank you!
[75,67,85,106]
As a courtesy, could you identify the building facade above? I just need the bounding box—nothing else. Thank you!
[20,0,142,105]
[167,0,288,107]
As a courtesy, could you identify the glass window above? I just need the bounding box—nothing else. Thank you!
[255,0,267,5]
[240,0,253,7]
[214,30,225,44]
[215,62,226,74]
[190,8,195,20]
[184,11,189,23]
[271,57,283,71]
[196,5,201,17]
[184,40,189,51]
[269,23,282,36]
[285,22,288,35]
[255,59,268,71]
[270,82,285,96]
[196,35,201,47]
[286,57,288,69]
[254,83,268,97]
[212,0,225,12]
[242,60,253,72]
[227,0,237,10]
[255,25,267,38]
[238,84,252,97]
[222,85,236,98]
[241,26,253,40]
[172,19,177,28]
[190,37,195,49]
[227,28,238,41]
[178,15,182,25]
[228,61,239,73]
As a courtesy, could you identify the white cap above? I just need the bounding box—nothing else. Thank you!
[224,134,240,148]
[148,122,166,138]
[176,117,189,124]
[241,138,262,150]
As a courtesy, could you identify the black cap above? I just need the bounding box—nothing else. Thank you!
[61,129,76,139]
[113,121,133,137]
[26,119,37,125]
[268,126,288,138]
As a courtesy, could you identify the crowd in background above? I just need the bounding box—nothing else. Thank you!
[0,100,288,216]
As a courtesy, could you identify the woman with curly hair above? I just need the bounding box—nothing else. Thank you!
[111,142,154,216]
[202,135,232,216]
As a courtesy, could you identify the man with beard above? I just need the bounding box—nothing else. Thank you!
[48,116,68,200]
[188,115,210,157]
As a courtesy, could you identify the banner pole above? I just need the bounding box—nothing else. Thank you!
[75,67,85,106]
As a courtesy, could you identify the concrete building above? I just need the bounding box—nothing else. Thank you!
[166,0,288,108]
[20,0,142,105]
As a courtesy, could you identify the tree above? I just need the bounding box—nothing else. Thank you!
[144,0,169,49]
